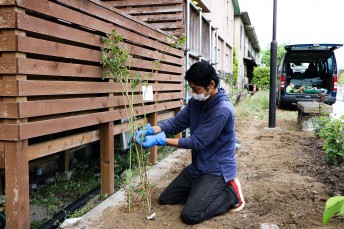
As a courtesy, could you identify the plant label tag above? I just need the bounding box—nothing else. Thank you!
[142,85,153,101]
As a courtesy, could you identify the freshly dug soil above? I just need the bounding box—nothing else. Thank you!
[79,109,344,229]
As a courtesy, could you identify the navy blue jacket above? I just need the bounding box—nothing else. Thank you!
[158,88,237,182]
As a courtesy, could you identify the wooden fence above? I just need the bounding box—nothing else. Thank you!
[0,0,184,227]
[104,0,184,37]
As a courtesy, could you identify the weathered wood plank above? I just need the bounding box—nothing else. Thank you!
[0,101,18,118]
[17,36,101,62]
[0,92,182,118]
[0,142,4,169]
[133,14,183,22]
[17,13,102,47]
[0,123,19,141]
[0,80,18,96]
[100,122,114,195]
[58,0,183,57]
[1,57,182,77]
[119,5,182,14]
[5,140,30,229]
[0,30,17,51]
[0,58,17,74]
[28,130,99,161]
[129,70,183,82]
[107,0,182,7]
[0,80,182,96]
[27,110,175,161]
[149,21,184,30]
[0,7,16,28]
[0,0,16,5]
[147,112,158,164]
[18,100,183,140]
[130,57,184,74]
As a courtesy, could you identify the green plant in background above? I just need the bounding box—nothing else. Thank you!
[168,35,186,50]
[251,66,270,88]
[101,30,157,216]
[313,116,344,165]
[233,47,239,84]
[234,91,269,119]
[323,196,344,225]
[339,72,344,85]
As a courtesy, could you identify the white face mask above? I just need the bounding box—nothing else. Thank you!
[192,87,210,101]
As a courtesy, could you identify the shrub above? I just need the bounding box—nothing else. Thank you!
[313,116,344,165]
[252,66,270,88]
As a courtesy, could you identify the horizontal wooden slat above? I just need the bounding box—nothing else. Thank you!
[27,109,175,161]
[149,21,184,30]
[18,36,101,62]
[0,92,183,118]
[0,57,183,78]
[119,5,182,14]
[28,130,99,161]
[133,14,183,22]
[129,70,183,82]
[0,80,183,96]
[107,0,183,7]
[3,7,183,59]
[130,57,183,74]
[17,100,183,140]
[17,12,102,47]
[57,0,183,57]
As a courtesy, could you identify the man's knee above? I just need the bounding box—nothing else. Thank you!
[180,209,204,225]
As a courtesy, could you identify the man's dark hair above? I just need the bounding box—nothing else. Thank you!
[185,61,219,88]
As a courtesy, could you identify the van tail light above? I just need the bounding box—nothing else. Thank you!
[280,73,285,90]
[333,74,338,92]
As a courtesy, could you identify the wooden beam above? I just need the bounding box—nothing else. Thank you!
[28,130,99,161]
[5,140,30,229]
[100,122,114,195]
[58,150,70,172]
[147,112,158,165]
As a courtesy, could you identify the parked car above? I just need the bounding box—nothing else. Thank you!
[277,43,343,108]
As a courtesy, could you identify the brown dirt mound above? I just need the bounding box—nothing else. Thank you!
[83,109,344,229]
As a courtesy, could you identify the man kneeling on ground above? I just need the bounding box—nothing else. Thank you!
[135,61,245,225]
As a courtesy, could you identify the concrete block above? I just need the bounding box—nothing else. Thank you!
[297,102,333,114]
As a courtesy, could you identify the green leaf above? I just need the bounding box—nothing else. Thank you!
[323,196,344,224]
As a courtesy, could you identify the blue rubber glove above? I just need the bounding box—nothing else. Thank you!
[135,132,166,148]
[135,123,155,141]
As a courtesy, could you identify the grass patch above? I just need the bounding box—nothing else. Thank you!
[235,91,269,119]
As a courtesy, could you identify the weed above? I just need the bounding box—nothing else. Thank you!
[235,91,269,118]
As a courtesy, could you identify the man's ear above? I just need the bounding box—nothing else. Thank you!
[209,80,215,89]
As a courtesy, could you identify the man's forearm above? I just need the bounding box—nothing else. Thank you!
[165,138,179,148]
[153,125,162,134]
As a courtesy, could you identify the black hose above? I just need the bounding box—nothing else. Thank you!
[38,186,100,229]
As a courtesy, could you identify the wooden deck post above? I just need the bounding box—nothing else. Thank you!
[5,140,29,229]
[147,112,158,165]
[59,150,70,172]
[100,122,114,195]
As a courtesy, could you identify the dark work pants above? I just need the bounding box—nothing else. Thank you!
[159,167,238,225]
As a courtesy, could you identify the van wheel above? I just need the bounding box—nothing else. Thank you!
[277,99,286,109]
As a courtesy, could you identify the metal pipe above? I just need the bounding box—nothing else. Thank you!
[199,9,202,62]
[185,0,190,138]
[269,0,278,128]
[215,28,219,70]
[209,21,212,63]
